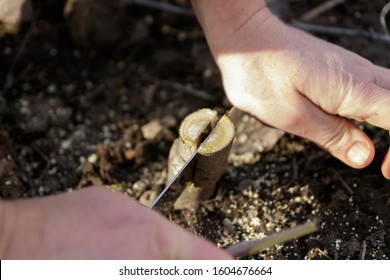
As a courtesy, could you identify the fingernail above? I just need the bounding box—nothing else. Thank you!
[347,142,369,166]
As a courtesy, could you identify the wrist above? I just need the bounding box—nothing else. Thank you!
[191,0,277,55]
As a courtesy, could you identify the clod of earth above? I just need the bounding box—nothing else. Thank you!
[64,0,125,48]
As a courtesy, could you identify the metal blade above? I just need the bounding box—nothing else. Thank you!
[149,144,200,209]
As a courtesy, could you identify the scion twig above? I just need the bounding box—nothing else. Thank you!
[226,220,318,258]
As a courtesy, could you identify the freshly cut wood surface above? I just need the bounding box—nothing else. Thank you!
[179,108,218,152]
[199,114,235,155]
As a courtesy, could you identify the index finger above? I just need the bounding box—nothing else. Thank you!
[340,83,390,131]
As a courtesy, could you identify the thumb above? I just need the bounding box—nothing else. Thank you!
[314,116,375,169]
[242,93,375,170]
[381,147,390,179]
[177,232,234,259]
[153,211,232,259]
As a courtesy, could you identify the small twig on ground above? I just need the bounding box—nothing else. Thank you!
[226,220,318,258]
[2,23,35,95]
[286,156,299,187]
[291,21,390,43]
[333,170,354,195]
[316,248,331,259]
[123,0,390,43]
[300,0,345,22]
[141,70,217,102]
[125,0,194,16]
[32,144,51,180]
[122,0,390,42]
[380,2,390,35]
[359,240,367,260]
[308,248,331,259]
[161,79,217,102]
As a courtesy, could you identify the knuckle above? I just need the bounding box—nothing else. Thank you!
[320,119,348,154]
[339,80,378,121]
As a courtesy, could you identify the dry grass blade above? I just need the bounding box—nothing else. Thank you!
[359,240,367,260]
[300,0,345,22]
[291,21,390,43]
[125,0,194,16]
[226,220,318,258]
[380,2,390,35]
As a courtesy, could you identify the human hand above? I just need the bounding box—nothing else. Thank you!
[208,8,390,178]
[0,186,232,259]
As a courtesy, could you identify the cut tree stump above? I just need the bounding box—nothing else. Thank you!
[167,108,240,211]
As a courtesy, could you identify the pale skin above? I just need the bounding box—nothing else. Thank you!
[191,0,390,177]
[0,186,232,259]
[1,0,390,259]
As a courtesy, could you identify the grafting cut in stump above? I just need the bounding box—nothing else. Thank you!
[167,108,237,211]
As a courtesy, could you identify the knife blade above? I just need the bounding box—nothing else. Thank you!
[149,106,242,210]
[148,143,201,209]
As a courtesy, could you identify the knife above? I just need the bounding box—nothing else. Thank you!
[149,106,243,210]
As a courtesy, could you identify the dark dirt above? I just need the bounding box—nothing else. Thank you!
[1,0,390,260]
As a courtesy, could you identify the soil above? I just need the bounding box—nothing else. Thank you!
[1,0,390,260]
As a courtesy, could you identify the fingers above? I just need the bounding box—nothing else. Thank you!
[76,187,232,259]
[375,65,390,90]
[178,231,233,259]
[246,94,375,169]
[381,147,390,180]
[338,83,390,131]
[155,211,233,259]
[366,66,390,179]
